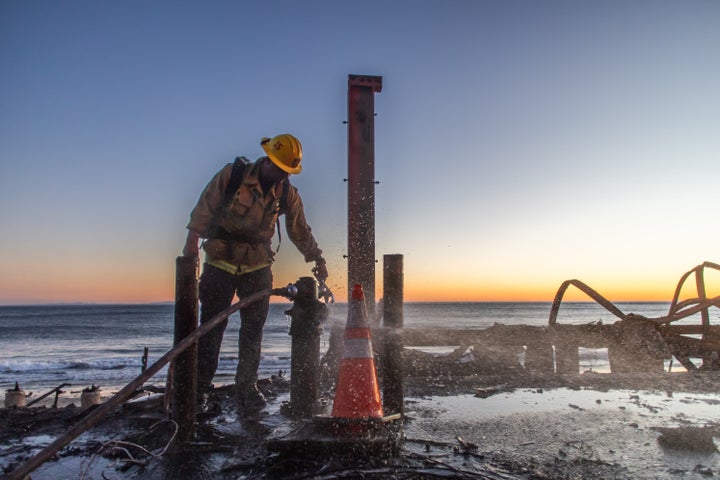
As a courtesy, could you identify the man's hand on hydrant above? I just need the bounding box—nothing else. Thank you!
[312,257,328,282]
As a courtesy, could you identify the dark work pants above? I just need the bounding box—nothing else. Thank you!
[197,264,272,393]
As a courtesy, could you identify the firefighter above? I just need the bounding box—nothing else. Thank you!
[183,133,328,410]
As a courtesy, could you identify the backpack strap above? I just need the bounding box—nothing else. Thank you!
[274,178,290,252]
[223,156,249,208]
[207,157,248,239]
[279,178,290,214]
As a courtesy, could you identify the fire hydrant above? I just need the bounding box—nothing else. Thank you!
[284,277,329,418]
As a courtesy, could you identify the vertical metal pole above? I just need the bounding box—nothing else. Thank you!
[381,254,404,416]
[347,74,382,317]
[141,347,149,373]
[173,255,198,442]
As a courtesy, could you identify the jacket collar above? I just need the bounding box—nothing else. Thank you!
[247,158,282,198]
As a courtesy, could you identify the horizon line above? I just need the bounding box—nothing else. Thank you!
[0,299,675,307]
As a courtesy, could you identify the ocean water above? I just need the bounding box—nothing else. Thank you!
[0,301,679,395]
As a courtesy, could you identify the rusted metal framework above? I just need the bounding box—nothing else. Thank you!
[549,261,720,371]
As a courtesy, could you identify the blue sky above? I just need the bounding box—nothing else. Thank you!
[1,1,718,304]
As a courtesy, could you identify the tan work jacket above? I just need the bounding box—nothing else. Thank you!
[187,159,322,274]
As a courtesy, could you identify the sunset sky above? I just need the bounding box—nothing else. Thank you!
[1,1,718,305]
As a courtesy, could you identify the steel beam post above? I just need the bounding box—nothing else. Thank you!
[347,74,382,316]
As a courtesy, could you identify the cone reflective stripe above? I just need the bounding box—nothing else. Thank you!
[331,284,384,419]
[343,338,373,358]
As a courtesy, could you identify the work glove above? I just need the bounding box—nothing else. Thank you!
[183,231,200,257]
[312,257,328,282]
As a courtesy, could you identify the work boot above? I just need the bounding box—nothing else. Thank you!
[198,382,214,393]
[237,384,266,413]
[197,382,214,398]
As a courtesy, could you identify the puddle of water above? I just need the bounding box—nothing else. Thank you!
[2,434,55,449]
[407,388,720,424]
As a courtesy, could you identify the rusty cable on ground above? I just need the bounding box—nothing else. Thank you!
[78,420,177,480]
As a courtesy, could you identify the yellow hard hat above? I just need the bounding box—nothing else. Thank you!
[261,134,302,174]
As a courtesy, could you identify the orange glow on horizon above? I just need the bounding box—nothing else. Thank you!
[2,262,717,306]
[0,283,700,305]
[401,283,676,303]
[2,269,711,305]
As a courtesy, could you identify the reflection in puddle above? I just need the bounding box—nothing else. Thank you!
[578,347,611,373]
[408,388,720,424]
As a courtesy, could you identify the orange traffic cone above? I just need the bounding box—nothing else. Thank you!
[331,284,384,419]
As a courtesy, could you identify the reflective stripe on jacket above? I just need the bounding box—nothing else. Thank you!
[187,159,322,273]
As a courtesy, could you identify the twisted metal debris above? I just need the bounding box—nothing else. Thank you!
[549,261,720,371]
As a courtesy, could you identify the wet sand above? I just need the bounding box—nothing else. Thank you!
[405,385,720,479]
[2,371,719,479]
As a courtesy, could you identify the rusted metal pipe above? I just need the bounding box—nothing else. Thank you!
[4,286,296,480]
[668,261,720,327]
[172,255,199,442]
[548,278,627,326]
[347,74,382,318]
[380,254,404,416]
